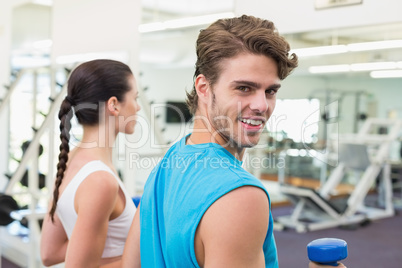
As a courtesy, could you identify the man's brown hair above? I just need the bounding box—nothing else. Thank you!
[186,14,298,114]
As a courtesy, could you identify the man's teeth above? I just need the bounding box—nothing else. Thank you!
[241,118,263,126]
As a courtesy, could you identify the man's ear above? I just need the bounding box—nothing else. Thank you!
[195,74,210,104]
[106,96,119,116]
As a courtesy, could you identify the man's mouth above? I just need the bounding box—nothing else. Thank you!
[240,118,264,126]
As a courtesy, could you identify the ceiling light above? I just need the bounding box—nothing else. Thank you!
[165,13,234,29]
[139,22,166,33]
[348,39,402,51]
[56,51,129,65]
[293,39,402,57]
[370,70,402,78]
[309,64,350,73]
[350,62,398,71]
[139,12,235,33]
[291,45,348,57]
[310,61,402,74]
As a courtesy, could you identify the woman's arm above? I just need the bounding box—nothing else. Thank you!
[122,203,141,268]
[40,204,69,266]
[64,171,120,267]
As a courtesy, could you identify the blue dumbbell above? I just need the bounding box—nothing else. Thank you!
[307,238,347,266]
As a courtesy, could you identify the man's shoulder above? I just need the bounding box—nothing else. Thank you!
[201,186,269,227]
[198,186,270,253]
[219,186,269,208]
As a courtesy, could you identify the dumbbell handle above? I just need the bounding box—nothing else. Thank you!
[321,261,338,266]
[307,238,347,266]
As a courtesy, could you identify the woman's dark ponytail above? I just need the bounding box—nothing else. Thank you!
[49,97,74,221]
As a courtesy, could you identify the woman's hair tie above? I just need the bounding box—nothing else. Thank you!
[65,95,76,106]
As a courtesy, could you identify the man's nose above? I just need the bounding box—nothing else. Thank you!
[249,91,269,113]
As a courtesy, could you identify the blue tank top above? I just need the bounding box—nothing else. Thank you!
[140,135,278,267]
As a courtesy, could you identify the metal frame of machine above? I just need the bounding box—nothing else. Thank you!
[275,118,401,232]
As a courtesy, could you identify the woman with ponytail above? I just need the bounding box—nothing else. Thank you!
[40,59,141,268]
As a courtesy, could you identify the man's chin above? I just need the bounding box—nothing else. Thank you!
[243,134,262,147]
[237,137,261,148]
[241,142,259,148]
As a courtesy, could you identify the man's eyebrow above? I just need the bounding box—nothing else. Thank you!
[270,83,281,90]
[231,80,281,90]
[231,80,261,88]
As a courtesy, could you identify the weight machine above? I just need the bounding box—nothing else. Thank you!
[275,118,401,232]
[0,65,70,267]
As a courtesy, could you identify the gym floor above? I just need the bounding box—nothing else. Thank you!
[273,204,402,268]
[1,258,19,268]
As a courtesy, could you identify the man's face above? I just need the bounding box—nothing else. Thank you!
[206,53,281,149]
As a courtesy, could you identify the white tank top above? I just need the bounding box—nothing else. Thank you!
[56,160,136,258]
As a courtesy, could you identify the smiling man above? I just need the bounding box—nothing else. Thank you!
[123,15,302,267]
[194,52,282,157]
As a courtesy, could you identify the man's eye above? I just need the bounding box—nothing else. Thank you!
[266,89,277,96]
[238,86,250,92]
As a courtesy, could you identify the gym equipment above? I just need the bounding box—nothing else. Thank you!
[20,170,46,189]
[6,140,47,189]
[20,141,46,189]
[1,66,72,268]
[276,118,401,232]
[0,194,27,226]
[0,70,24,115]
[308,89,371,137]
[307,238,347,266]
[4,85,67,193]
